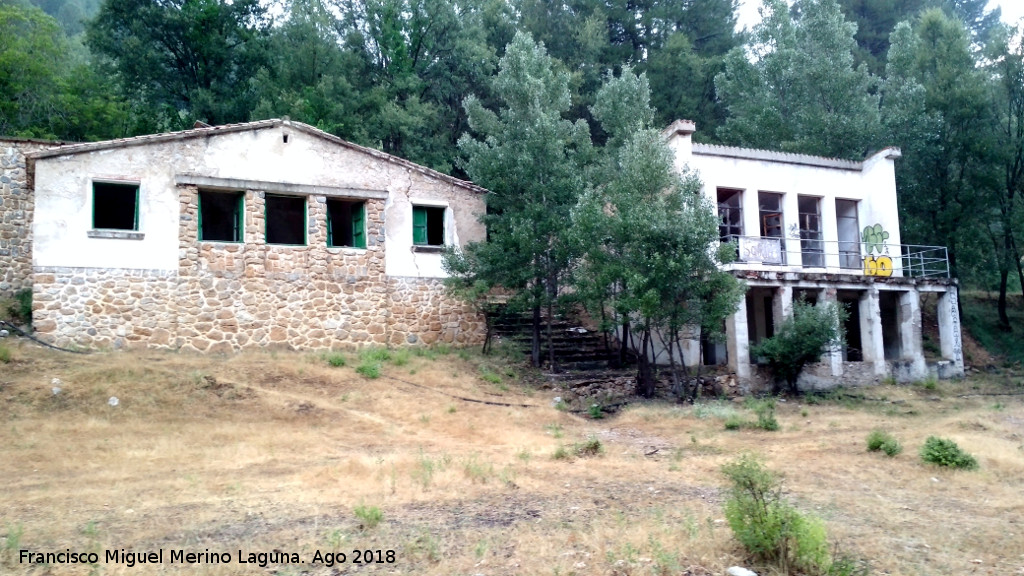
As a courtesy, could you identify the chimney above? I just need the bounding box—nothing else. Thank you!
[662,119,696,168]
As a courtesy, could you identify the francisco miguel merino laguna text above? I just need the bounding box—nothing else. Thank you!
[20,549,302,568]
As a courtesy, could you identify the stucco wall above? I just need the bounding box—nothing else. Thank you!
[1,139,54,299]
[29,122,486,350]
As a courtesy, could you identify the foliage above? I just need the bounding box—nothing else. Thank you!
[752,299,847,395]
[573,67,743,396]
[87,0,272,128]
[0,344,10,364]
[866,429,902,456]
[353,504,383,529]
[449,32,591,368]
[920,436,978,469]
[324,352,346,368]
[355,360,381,379]
[716,0,882,160]
[573,436,603,457]
[721,455,831,574]
[749,397,780,431]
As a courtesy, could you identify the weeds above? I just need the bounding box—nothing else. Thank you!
[544,423,564,438]
[866,429,902,457]
[324,352,346,367]
[552,445,570,460]
[573,436,603,457]
[749,398,780,431]
[463,454,494,483]
[920,436,978,470]
[356,361,381,379]
[1,523,23,563]
[722,455,830,574]
[588,403,604,419]
[354,504,383,529]
[0,345,10,364]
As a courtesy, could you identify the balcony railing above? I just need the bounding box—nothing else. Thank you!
[721,235,950,278]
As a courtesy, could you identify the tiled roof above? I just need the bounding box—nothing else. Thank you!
[27,119,487,194]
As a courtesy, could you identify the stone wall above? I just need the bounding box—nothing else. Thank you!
[32,185,484,350]
[1,139,53,299]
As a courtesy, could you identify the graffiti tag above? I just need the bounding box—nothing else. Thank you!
[739,237,784,264]
[862,223,891,275]
[863,255,893,277]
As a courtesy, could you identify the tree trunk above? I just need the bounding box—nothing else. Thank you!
[666,331,681,397]
[998,269,1012,332]
[635,328,655,398]
[531,304,542,367]
[617,319,630,368]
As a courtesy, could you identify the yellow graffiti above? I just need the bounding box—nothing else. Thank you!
[864,255,893,277]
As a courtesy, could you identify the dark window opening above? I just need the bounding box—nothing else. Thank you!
[793,289,820,306]
[880,291,902,360]
[701,325,727,366]
[199,190,243,242]
[799,195,824,267]
[413,206,444,246]
[327,199,366,248]
[93,182,138,230]
[717,188,742,242]
[746,288,776,362]
[265,194,306,245]
[758,192,784,238]
[836,199,860,269]
[838,292,864,361]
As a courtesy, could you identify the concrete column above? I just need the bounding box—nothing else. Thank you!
[727,295,751,379]
[900,290,927,378]
[861,287,887,376]
[772,286,793,334]
[937,288,965,375]
[822,287,843,378]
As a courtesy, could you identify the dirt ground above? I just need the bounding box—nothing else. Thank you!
[1,341,1023,575]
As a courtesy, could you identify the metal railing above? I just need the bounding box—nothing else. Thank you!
[720,235,950,278]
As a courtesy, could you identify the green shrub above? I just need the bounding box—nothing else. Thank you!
[588,403,604,419]
[0,345,10,364]
[353,504,383,529]
[721,455,831,574]
[751,299,847,394]
[552,445,570,460]
[724,415,744,430]
[573,436,603,457]
[749,398,780,431]
[866,430,902,457]
[325,352,346,367]
[360,347,391,363]
[920,436,978,469]
[356,361,381,379]
[390,349,411,366]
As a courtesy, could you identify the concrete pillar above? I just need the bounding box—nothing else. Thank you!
[900,290,927,378]
[937,288,965,375]
[861,288,887,376]
[772,285,793,334]
[822,287,843,378]
[727,294,751,379]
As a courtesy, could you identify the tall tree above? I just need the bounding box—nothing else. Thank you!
[573,67,742,397]
[450,32,592,367]
[87,0,271,128]
[716,0,882,159]
[837,0,926,76]
[882,9,998,286]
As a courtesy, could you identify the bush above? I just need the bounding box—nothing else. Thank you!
[751,300,846,394]
[722,455,831,574]
[325,352,346,367]
[866,430,902,457]
[0,344,10,364]
[920,436,978,469]
[356,361,381,379]
[353,504,383,529]
[749,398,780,431]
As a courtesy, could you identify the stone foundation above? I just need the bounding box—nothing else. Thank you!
[31,185,484,351]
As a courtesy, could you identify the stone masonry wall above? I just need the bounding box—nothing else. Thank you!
[1,140,52,299]
[32,185,484,350]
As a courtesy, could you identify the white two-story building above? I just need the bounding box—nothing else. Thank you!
[666,120,963,388]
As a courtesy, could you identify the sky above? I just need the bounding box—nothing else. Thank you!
[735,0,1024,31]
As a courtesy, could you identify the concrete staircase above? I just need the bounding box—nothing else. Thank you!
[488,308,612,369]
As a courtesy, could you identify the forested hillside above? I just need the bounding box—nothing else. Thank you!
[2,0,1022,329]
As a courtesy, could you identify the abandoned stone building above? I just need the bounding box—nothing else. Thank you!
[1,118,963,387]
[1,120,487,351]
[664,120,964,387]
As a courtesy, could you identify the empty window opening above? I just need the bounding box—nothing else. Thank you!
[793,289,820,306]
[745,288,775,362]
[701,327,727,366]
[758,192,785,264]
[836,199,860,269]
[799,195,824,267]
[879,291,902,360]
[413,206,445,246]
[93,182,139,230]
[717,188,743,242]
[919,293,942,361]
[327,199,366,248]
[265,194,306,245]
[199,190,243,242]
[838,291,864,361]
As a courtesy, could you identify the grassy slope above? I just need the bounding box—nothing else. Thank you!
[0,343,1022,575]
[961,292,1024,367]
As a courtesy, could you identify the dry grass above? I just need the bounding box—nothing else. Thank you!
[1,340,1023,575]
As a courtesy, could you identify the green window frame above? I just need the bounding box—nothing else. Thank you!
[198,190,244,242]
[326,199,366,249]
[92,182,139,231]
[413,205,445,246]
[265,194,307,246]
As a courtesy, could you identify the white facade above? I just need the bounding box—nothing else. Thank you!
[664,120,963,389]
